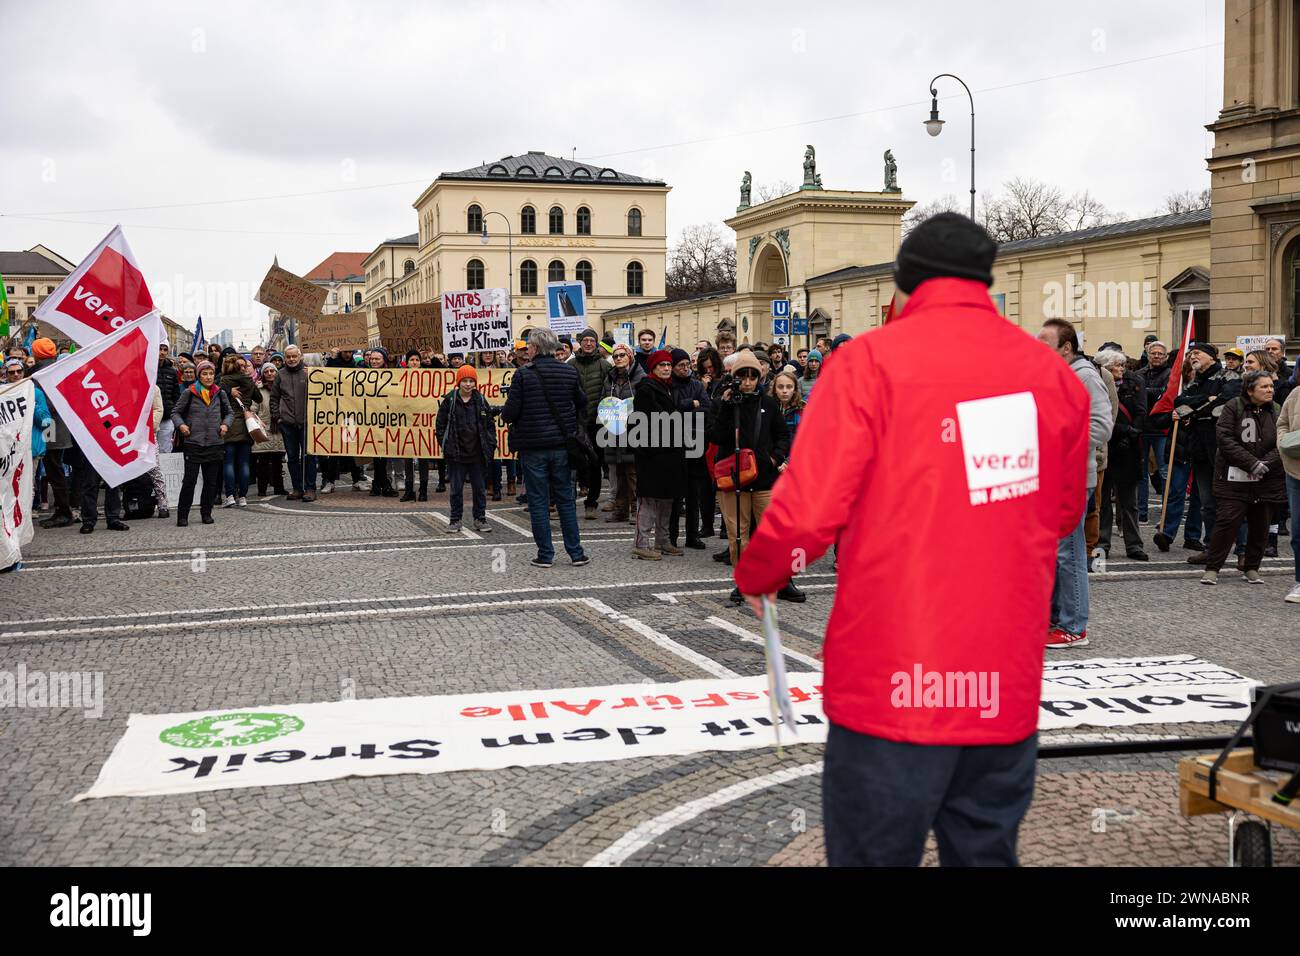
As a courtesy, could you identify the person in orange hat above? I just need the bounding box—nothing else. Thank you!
[436,362,497,533]
[32,338,58,361]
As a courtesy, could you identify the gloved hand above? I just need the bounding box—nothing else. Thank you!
[1174,404,1194,421]
[1251,461,1270,479]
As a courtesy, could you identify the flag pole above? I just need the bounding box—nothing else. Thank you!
[1157,417,1180,533]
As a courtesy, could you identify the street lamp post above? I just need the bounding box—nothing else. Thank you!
[924,73,976,220]
[480,211,514,323]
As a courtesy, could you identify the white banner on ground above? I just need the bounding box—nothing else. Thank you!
[156,452,199,507]
[77,656,1255,800]
[0,380,35,567]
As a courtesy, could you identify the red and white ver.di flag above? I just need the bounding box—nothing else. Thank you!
[32,312,162,486]
[33,224,155,345]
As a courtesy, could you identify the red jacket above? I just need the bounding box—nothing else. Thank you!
[734,278,1090,745]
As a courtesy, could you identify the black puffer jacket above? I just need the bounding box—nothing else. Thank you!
[706,390,790,493]
[436,389,497,468]
[1137,362,1170,434]
[1175,362,1241,467]
[1213,397,1285,504]
[1107,370,1147,484]
[157,360,180,420]
[171,385,235,449]
[499,355,586,451]
[632,375,686,499]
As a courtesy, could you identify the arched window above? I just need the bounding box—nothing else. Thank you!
[576,260,593,295]
[467,204,483,234]
[466,258,485,290]
[520,205,536,235]
[626,261,644,296]
[627,208,642,237]
[549,206,564,234]
[1288,237,1300,339]
[548,259,566,284]
[576,206,591,235]
[403,259,415,275]
[520,260,538,296]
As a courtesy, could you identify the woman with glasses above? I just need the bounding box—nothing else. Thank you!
[602,343,644,524]
[631,350,685,559]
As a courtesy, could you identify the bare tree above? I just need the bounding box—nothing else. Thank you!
[665,224,737,301]
[982,177,1068,242]
[1162,188,1211,214]
[901,194,966,235]
[1061,190,1122,232]
[754,180,795,203]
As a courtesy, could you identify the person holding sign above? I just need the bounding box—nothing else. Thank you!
[435,365,497,533]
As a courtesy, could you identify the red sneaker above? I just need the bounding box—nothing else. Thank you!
[1046,627,1089,649]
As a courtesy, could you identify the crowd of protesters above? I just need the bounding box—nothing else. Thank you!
[4,315,1298,612]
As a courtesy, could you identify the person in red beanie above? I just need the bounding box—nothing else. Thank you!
[436,362,498,533]
[734,212,1091,866]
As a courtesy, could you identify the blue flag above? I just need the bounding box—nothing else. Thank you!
[192,315,206,352]
[22,322,38,350]
[658,327,667,349]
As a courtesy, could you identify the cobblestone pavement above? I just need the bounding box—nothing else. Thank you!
[1,486,1296,867]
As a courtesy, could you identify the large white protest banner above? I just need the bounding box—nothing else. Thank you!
[33,225,156,346]
[78,656,1254,800]
[32,313,162,487]
[441,288,512,357]
[0,379,35,567]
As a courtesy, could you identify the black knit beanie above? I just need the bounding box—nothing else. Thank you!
[893,212,996,293]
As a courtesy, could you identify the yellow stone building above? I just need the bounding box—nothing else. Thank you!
[361,151,670,342]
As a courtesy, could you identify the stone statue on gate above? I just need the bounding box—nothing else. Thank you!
[737,171,751,211]
[883,149,900,192]
[801,145,821,190]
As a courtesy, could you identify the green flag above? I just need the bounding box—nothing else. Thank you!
[0,273,9,339]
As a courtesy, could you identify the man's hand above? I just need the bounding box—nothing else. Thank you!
[1251,461,1270,478]
[179,425,191,437]
[219,424,228,437]
[743,592,775,619]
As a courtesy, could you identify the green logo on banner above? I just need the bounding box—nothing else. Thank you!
[160,712,305,748]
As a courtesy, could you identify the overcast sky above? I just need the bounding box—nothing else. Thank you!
[1,0,1225,343]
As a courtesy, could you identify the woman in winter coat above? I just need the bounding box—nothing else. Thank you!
[435,364,498,533]
[771,369,804,448]
[219,354,262,508]
[401,351,437,501]
[798,349,822,400]
[1096,350,1148,560]
[171,361,234,526]
[250,363,286,496]
[706,349,793,602]
[668,348,712,550]
[631,350,686,560]
[1200,369,1287,585]
[601,344,645,523]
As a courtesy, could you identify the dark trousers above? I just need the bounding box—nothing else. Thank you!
[448,459,486,523]
[404,458,431,494]
[322,455,363,485]
[493,458,516,493]
[1099,468,1143,554]
[1193,465,1217,551]
[252,452,286,495]
[1205,497,1270,572]
[583,424,603,508]
[72,457,121,527]
[371,458,394,492]
[279,423,316,493]
[43,447,72,519]
[823,722,1037,867]
[177,455,222,520]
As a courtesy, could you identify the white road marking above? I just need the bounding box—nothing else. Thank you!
[582,598,737,680]
[585,761,825,867]
[654,581,837,603]
[705,615,824,669]
[21,536,442,565]
[4,574,840,630]
[425,510,482,540]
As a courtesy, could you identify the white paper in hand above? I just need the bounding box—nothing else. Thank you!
[760,596,798,747]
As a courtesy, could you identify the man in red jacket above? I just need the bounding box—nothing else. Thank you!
[734,213,1091,866]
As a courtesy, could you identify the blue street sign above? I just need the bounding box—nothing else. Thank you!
[792,316,809,335]
[771,299,791,318]
[772,318,789,335]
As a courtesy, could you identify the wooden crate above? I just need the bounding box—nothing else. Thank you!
[1179,749,1300,830]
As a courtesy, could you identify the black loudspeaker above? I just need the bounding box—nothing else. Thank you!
[1252,682,1300,773]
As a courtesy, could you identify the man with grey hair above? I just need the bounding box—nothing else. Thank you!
[269,345,317,502]
[1265,337,1293,406]
[500,327,590,568]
